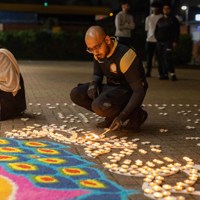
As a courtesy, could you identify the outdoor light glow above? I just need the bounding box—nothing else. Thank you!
[109,12,114,17]
[195,14,200,21]
[181,5,188,10]
[43,2,48,7]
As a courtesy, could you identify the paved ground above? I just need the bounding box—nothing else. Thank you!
[0,61,200,200]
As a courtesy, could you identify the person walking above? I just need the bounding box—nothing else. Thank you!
[155,3,180,80]
[145,2,162,77]
[70,25,148,132]
[114,0,135,47]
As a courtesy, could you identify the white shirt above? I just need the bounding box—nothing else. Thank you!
[145,13,162,42]
[115,11,135,38]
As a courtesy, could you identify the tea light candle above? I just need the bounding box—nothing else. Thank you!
[190,169,198,174]
[174,185,183,191]
[184,179,196,185]
[129,169,138,175]
[162,184,172,190]
[123,159,131,165]
[164,157,173,162]
[186,186,195,193]
[176,182,185,187]
[189,176,198,181]
[183,156,192,162]
[110,159,117,163]
[162,191,171,197]
[162,169,170,175]
[144,188,153,194]
[125,152,132,156]
[164,197,176,200]
[119,168,127,173]
[153,192,163,198]
[176,196,186,200]
[111,167,118,171]
[146,162,155,167]
[141,169,149,175]
[119,154,125,157]
[156,176,164,181]
[135,160,143,166]
[154,179,162,185]
[130,164,138,169]
[152,185,162,192]
[144,177,152,183]
[146,175,154,179]
[121,165,129,169]
[171,167,179,172]
[174,162,181,167]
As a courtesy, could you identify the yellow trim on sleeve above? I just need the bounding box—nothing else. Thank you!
[120,49,136,73]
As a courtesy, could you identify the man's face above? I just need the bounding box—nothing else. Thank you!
[86,36,110,60]
[163,5,171,16]
[122,3,130,12]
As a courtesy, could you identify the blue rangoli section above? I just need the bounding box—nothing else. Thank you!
[0,138,138,200]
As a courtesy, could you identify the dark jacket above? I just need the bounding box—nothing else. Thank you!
[155,15,180,43]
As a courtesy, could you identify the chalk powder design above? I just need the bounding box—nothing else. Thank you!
[0,138,135,200]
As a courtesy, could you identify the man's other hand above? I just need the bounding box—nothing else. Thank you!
[87,81,99,100]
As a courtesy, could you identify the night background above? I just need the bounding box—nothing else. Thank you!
[0,0,199,64]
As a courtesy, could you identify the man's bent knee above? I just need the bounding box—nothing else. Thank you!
[91,100,112,116]
[70,87,80,104]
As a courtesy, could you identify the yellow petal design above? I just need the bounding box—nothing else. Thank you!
[8,162,37,171]
[0,175,17,200]
[79,179,106,189]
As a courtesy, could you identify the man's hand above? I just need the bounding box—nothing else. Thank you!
[87,81,99,100]
[109,112,127,131]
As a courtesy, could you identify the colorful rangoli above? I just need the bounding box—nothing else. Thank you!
[0,138,136,200]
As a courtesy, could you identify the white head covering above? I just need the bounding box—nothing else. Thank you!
[0,48,20,96]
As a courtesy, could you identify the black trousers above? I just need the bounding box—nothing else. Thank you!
[146,42,157,73]
[157,41,175,77]
[70,83,132,121]
[0,74,26,121]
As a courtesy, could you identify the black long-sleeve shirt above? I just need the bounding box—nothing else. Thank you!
[155,15,180,43]
[92,38,148,117]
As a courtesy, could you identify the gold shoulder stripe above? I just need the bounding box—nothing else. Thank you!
[120,49,136,73]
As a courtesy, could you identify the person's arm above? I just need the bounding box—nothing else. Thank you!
[115,13,124,31]
[87,60,103,100]
[120,55,147,117]
[109,49,148,130]
[125,14,135,30]
[145,16,149,32]
[92,59,103,84]
[154,19,159,41]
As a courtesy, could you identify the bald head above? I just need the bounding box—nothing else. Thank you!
[85,26,106,43]
[85,25,113,59]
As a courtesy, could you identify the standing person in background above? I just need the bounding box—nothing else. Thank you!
[155,3,180,81]
[145,2,162,77]
[115,0,135,47]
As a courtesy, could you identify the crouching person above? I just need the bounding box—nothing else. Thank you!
[0,47,26,120]
[70,26,148,132]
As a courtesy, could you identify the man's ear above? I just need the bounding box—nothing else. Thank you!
[105,35,111,44]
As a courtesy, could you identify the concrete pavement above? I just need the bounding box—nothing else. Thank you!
[0,61,200,200]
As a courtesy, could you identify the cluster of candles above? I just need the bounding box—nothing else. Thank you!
[142,159,199,199]
[5,124,200,200]
[4,102,200,200]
